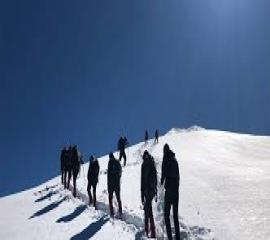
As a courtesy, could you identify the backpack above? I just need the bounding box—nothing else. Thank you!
[149,157,157,193]
[142,157,157,198]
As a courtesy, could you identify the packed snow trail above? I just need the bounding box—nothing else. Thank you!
[1,127,270,240]
[69,139,208,239]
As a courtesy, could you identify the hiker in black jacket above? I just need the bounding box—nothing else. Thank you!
[64,146,73,189]
[71,145,81,198]
[118,136,128,166]
[145,130,149,144]
[107,152,123,218]
[87,155,100,209]
[161,144,180,240]
[141,150,157,238]
[60,146,67,184]
[154,129,159,144]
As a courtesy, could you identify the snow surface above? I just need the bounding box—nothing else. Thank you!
[1,128,270,240]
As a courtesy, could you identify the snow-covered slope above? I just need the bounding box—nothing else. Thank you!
[1,128,270,240]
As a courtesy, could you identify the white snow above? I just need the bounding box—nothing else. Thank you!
[1,127,270,240]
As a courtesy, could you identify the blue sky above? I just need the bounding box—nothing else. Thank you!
[1,0,270,196]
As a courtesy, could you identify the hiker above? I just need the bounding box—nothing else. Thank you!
[107,152,123,218]
[71,145,81,197]
[118,136,128,166]
[161,144,180,240]
[145,130,149,144]
[64,145,73,189]
[154,129,159,144]
[60,146,67,184]
[141,150,157,238]
[87,155,100,209]
[80,155,84,164]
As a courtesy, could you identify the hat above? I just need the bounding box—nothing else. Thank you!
[163,144,170,154]
[109,152,114,159]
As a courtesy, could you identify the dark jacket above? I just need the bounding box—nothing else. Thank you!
[118,137,126,151]
[117,137,128,151]
[141,155,157,202]
[107,157,122,191]
[71,147,80,174]
[161,150,180,195]
[60,149,66,171]
[88,159,100,185]
[145,131,148,141]
[66,148,73,169]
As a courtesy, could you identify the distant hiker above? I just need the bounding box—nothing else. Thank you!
[141,150,157,238]
[161,144,180,240]
[154,129,159,144]
[64,145,73,189]
[87,155,100,209]
[145,130,149,144]
[80,155,84,164]
[107,152,123,218]
[60,146,67,184]
[118,136,128,166]
[71,145,81,197]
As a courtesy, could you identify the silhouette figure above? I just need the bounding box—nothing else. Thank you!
[64,145,73,189]
[87,155,100,209]
[145,130,148,144]
[107,152,122,218]
[60,146,67,184]
[71,145,81,198]
[63,145,81,197]
[141,150,157,238]
[118,136,128,166]
[161,144,180,240]
[154,129,159,144]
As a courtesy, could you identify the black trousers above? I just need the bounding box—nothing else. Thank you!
[164,191,180,240]
[108,188,122,217]
[144,197,156,237]
[61,169,64,184]
[64,169,72,189]
[87,183,97,208]
[72,169,79,197]
[119,150,127,166]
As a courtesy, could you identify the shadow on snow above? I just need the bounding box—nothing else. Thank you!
[69,182,211,239]
[56,205,87,223]
[29,197,67,219]
[70,215,109,240]
[35,190,59,203]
